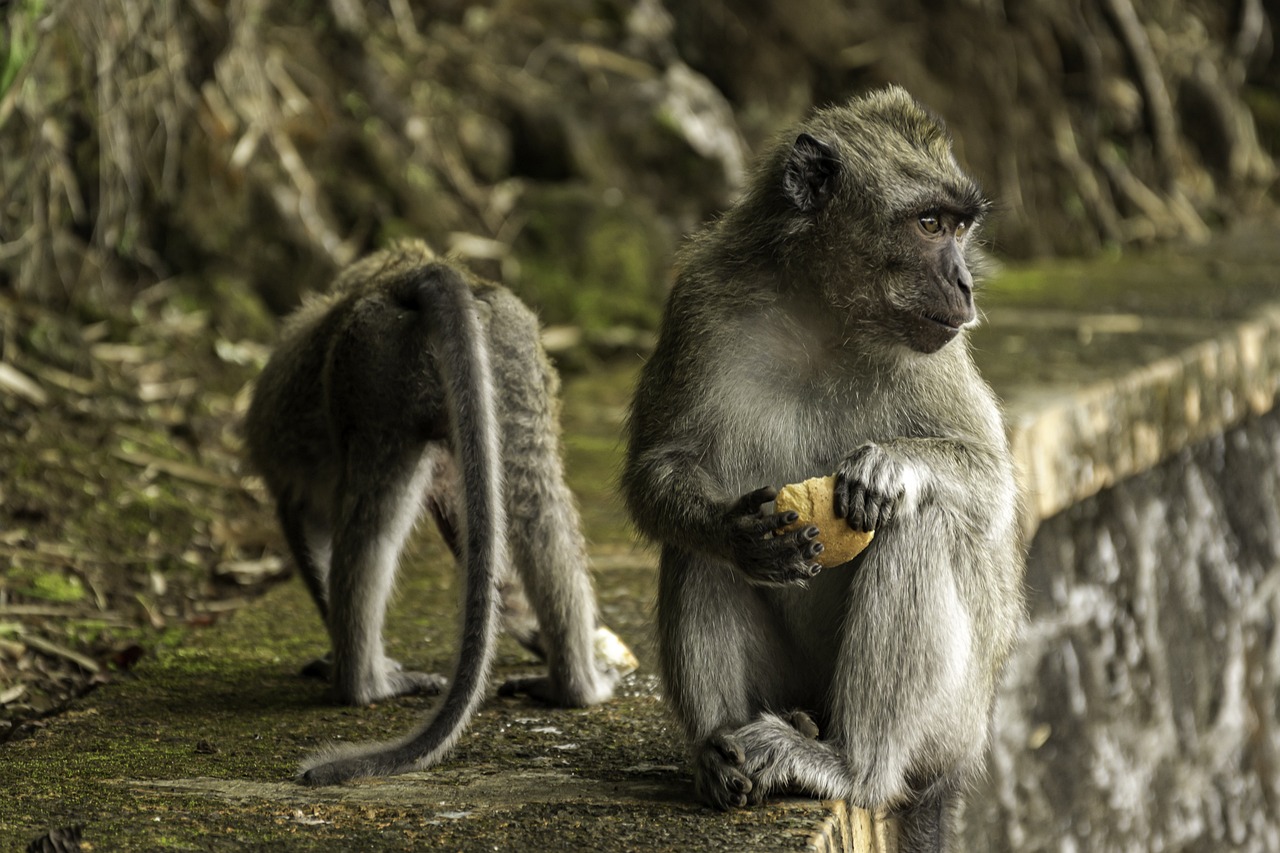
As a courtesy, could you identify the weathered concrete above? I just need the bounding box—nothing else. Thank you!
[4,224,1280,850]
[967,407,1280,851]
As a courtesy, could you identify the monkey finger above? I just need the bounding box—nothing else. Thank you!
[770,527,821,564]
[861,496,884,531]
[773,524,817,544]
[832,474,850,519]
[734,486,780,516]
[848,484,872,532]
[736,514,791,545]
[757,510,799,533]
[871,492,901,530]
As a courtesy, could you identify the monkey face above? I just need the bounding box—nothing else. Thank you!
[770,86,989,354]
[896,210,978,354]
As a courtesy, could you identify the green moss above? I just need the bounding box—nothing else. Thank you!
[7,566,86,604]
[0,0,45,96]
[513,184,669,331]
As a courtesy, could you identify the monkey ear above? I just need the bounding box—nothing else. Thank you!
[783,133,840,213]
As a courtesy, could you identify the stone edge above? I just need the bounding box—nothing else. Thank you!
[1008,302,1280,528]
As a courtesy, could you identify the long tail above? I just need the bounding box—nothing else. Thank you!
[300,263,505,785]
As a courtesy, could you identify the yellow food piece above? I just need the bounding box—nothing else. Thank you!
[775,475,874,568]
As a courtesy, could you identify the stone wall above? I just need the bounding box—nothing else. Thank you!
[965,409,1280,850]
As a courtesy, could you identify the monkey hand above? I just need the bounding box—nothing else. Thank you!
[724,486,824,586]
[834,442,917,532]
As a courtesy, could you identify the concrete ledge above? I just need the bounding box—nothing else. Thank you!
[1004,300,1280,524]
[974,225,1280,527]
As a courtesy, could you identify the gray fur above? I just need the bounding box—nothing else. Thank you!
[622,86,1024,850]
[244,241,618,785]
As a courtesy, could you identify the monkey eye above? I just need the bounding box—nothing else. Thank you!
[918,214,942,235]
[955,219,970,239]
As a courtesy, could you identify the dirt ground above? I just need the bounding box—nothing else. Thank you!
[0,282,288,743]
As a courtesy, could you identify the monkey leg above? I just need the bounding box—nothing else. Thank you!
[658,547,797,810]
[894,779,962,853]
[277,496,332,622]
[276,496,348,681]
[495,574,547,660]
[428,482,546,662]
[498,448,615,706]
[490,329,617,708]
[325,454,447,705]
[825,520,988,809]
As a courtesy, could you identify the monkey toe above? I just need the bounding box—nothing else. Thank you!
[389,671,448,698]
[700,766,753,810]
[708,730,745,765]
[783,710,821,740]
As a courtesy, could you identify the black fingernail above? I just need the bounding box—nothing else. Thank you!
[805,526,818,538]
[808,565,822,577]
[785,512,798,523]
[813,542,824,553]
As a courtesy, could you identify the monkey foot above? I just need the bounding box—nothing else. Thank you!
[496,671,616,708]
[694,730,755,810]
[379,670,448,701]
[302,653,420,681]
[300,654,447,703]
[497,674,558,704]
[300,654,332,680]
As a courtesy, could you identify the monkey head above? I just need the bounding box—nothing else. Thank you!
[754,86,990,355]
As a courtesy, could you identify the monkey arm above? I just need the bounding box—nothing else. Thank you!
[623,444,741,555]
[624,445,823,585]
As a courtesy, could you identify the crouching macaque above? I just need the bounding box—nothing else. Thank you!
[245,241,630,785]
[623,86,1024,850]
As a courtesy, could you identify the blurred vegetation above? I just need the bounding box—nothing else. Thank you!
[0,0,1276,330]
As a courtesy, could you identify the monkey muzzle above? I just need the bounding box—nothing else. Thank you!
[908,307,971,353]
